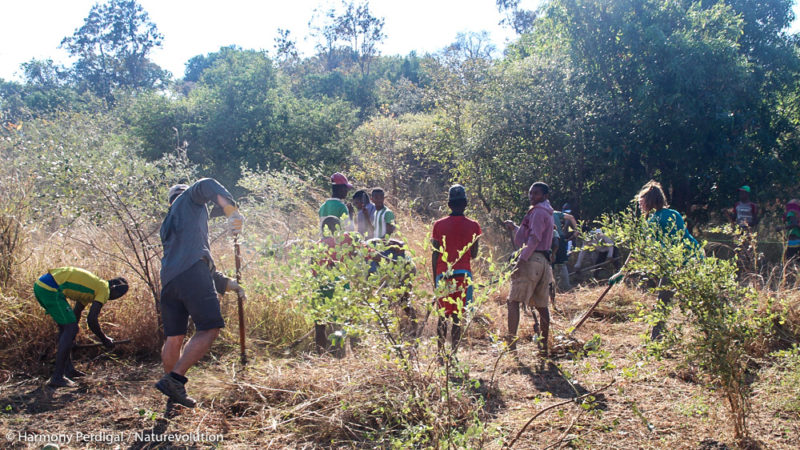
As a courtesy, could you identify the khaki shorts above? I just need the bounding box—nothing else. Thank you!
[508,253,553,308]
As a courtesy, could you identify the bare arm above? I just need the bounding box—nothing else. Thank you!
[471,239,479,258]
[431,239,441,287]
[86,301,112,346]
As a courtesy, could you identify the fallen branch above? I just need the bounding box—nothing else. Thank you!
[505,379,616,449]
[74,339,131,349]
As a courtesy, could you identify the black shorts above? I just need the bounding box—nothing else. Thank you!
[160,260,225,336]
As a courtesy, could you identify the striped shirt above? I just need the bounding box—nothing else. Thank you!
[372,207,395,239]
[35,267,110,305]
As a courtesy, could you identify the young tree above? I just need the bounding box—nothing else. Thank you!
[61,0,168,101]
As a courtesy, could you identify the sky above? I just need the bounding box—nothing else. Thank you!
[1,0,799,82]
[0,0,540,81]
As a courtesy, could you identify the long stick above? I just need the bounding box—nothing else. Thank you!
[570,272,624,335]
[74,339,131,349]
[235,236,247,365]
[506,379,616,448]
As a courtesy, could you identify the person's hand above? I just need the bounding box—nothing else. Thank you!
[228,210,244,236]
[503,220,516,232]
[102,337,115,350]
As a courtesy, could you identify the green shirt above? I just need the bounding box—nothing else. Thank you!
[45,267,110,305]
[319,199,350,220]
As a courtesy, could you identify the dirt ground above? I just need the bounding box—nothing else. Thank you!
[0,286,798,449]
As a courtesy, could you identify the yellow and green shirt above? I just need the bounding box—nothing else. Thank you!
[35,267,110,305]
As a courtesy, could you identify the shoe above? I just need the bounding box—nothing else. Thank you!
[47,376,76,388]
[154,373,196,408]
[66,368,86,378]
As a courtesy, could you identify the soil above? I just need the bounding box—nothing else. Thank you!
[0,286,798,449]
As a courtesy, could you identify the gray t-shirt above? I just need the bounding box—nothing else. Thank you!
[160,178,236,288]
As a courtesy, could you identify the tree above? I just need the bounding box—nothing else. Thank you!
[310,0,386,77]
[61,0,168,101]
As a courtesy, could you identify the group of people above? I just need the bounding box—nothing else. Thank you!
[32,171,708,408]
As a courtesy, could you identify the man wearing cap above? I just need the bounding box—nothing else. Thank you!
[155,179,245,407]
[33,267,129,387]
[729,185,759,229]
[319,173,355,231]
[503,182,555,355]
[431,184,481,361]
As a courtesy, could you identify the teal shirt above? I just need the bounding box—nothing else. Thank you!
[649,208,700,250]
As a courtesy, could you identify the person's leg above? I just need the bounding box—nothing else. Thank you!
[50,322,78,386]
[315,323,328,354]
[556,263,571,292]
[450,313,461,356]
[535,307,550,355]
[162,335,185,373]
[507,300,520,351]
[437,316,448,354]
[650,280,675,340]
[170,328,221,376]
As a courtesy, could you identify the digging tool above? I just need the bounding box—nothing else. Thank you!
[235,235,247,365]
[569,272,624,336]
[74,339,131,349]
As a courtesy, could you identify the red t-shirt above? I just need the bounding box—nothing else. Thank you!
[432,215,482,276]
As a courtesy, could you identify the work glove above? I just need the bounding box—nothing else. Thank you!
[226,279,247,301]
[223,204,244,236]
[102,337,115,350]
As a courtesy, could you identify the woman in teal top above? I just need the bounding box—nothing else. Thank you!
[637,180,700,250]
[636,180,700,340]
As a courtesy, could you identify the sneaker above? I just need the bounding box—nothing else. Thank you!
[47,376,76,388]
[154,374,196,408]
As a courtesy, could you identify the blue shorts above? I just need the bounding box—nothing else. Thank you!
[160,260,225,336]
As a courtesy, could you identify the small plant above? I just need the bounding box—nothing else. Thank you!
[598,205,777,443]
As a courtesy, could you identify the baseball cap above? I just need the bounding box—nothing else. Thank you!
[562,203,572,214]
[330,173,354,189]
[168,184,189,204]
[739,185,751,193]
[448,184,467,201]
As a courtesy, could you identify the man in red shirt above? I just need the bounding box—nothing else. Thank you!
[431,184,481,361]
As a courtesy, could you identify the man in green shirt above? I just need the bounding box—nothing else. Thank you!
[319,172,355,231]
[33,267,129,387]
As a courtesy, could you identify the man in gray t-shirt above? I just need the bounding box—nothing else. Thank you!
[155,178,244,408]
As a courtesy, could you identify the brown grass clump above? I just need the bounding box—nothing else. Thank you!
[198,348,479,446]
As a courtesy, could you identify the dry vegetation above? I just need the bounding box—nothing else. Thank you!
[1,199,799,449]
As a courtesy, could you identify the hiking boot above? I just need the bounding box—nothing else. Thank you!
[155,373,196,408]
[66,368,86,378]
[47,376,76,388]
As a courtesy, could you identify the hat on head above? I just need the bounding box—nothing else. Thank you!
[168,184,189,204]
[562,203,572,214]
[330,173,354,189]
[739,185,751,193]
[448,184,467,201]
[107,277,129,300]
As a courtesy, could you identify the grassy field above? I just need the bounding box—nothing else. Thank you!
[0,199,799,448]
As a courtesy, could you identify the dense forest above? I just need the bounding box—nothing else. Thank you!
[3,0,799,224]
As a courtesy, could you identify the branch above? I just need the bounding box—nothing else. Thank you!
[505,379,615,449]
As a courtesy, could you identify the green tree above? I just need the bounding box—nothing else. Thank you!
[61,0,168,101]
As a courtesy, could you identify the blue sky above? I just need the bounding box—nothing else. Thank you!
[1,0,798,81]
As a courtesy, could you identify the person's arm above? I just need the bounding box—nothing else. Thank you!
[752,204,759,227]
[565,214,579,240]
[431,239,441,287]
[86,301,113,349]
[385,210,396,236]
[471,239,480,258]
[213,271,246,300]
